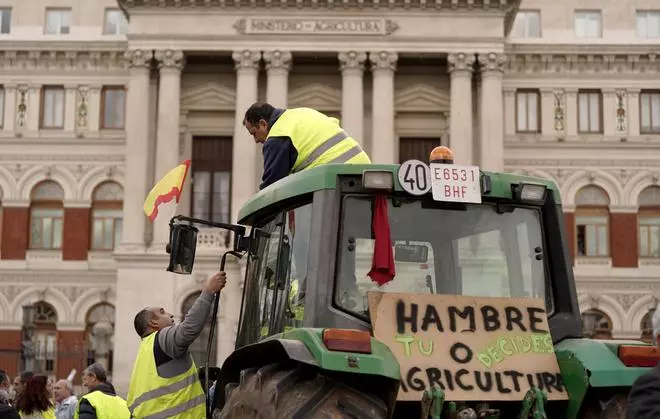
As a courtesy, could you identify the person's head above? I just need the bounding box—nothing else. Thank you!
[0,369,8,390]
[82,363,106,390]
[13,371,33,397]
[134,306,174,338]
[243,102,276,143]
[15,375,52,414]
[53,379,72,403]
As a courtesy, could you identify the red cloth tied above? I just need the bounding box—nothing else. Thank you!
[368,196,396,286]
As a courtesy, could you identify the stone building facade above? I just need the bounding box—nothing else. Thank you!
[0,0,658,394]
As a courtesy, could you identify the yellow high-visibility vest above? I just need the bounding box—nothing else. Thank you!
[73,390,130,419]
[126,332,206,418]
[267,107,371,173]
[19,408,55,419]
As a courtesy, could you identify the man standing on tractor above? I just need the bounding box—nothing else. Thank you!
[243,102,371,190]
[126,272,227,418]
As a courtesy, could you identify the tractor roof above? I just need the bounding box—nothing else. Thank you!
[237,163,560,225]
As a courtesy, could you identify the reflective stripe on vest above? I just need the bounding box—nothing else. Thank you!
[126,332,206,419]
[74,390,130,419]
[267,107,371,173]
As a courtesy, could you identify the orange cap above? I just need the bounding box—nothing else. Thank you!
[429,146,454,163]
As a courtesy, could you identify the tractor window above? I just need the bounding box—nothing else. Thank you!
[335,196,551,318]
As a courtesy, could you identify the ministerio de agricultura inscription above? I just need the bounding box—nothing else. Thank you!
[233,18,400,35]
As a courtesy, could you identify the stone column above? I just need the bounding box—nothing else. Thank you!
[448,53,475,166]
[602,89,617,137]
[478,52,506,172]
[27,84,41,132]
[88,85,102,132]
[339,51,367,146]
[64,84,77,131]
[263,50,291,108]
[119,49,153,251]
[565,88,578,138]
[369,51,398,164]
[540,88,555,137]
[150,50,185,250]
[627,89,641,138]
[231,50,261,222]
[503,87,516,137]
[3,84,16,132]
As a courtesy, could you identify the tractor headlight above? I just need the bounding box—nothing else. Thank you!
[513,183,547,203]
[362,170,393,191]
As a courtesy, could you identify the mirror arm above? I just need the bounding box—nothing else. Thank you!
[171,215,247,237]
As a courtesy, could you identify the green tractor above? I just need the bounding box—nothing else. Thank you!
[165,148,657,419]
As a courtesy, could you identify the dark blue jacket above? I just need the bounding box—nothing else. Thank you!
[260,108,298,190]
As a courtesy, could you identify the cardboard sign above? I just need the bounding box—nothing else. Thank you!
[368,292,568,402]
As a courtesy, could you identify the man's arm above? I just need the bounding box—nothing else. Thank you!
[260,137,298,190]
[626,370,660,419]
[157,291,214,359]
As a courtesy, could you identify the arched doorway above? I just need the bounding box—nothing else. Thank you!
[181,292,217,368]
[581,309,613,339]
[32,301,58,374]
[85,303,115,375]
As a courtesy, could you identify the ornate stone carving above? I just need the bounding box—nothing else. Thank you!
[76,86,89,130]
[554,90,565,132]
[262,50,292,72]
[505,52,660,75]
[124,49,153,69]
[16,84,27,128]
[338,51,367,72]
[368,51,398,71]
[612,293,643,312]
[615,90,627,132]
[478,52,507,73]
[54,286,86,304]
[447,52,476,73]
[0,285,21,303]
[155,49,185,70]
[232,50,261,71]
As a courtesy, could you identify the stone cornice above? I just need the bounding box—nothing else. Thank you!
[0,49,129,72]
[119,0,517,11]
[504,50,660,75]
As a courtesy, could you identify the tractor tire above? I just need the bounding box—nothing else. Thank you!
[581,392,628,419]
[215,362,388,419]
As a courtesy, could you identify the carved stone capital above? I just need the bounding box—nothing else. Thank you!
[155,49,185,71]
[447,52,476,74]
[338,51,368,72]
[263,50,292,72]
[125,49,153,69]
[369,51,398,71]
[232,50,261,71]
[478,52,507,73]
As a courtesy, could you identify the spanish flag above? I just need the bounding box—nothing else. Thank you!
[143,160,191,222]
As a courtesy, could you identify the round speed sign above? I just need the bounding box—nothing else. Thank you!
[398,160,431,195]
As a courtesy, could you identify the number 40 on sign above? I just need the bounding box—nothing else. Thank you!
[398,160,482,204]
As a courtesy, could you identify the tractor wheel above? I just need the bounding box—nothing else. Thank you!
[581,392,628,419]
[214,362,388,419]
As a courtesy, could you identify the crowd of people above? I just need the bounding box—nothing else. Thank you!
[0,363,125,419]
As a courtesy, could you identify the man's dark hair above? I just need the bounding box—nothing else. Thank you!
[134,309,152,338]
[84,363,107,383]
[244,102,275,126]
[0,369,7,386]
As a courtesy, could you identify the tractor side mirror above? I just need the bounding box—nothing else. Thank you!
[166,223,199,275]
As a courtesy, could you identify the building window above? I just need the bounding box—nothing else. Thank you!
[0,8,11,34]
[641,309,654,343]
[85,303,115,374]
[575,11,602,38]
[578,90,602,133]
[511,10,541,38]
[398,137,443,163]
[41,86,65,129]
[192,137,232,230]
[575,185,610,257]
[640,91,660,134]
[516,89,540,132]
[32,301,58,374]
[638,186,660,258]
[45,8,71,35]
[91,182,123,250]
[581,309,612,339]
[0,86,4,128]
[30,181,65,250]
[104,9,128,35]
[101,87,126,129]
[637,11,660,38]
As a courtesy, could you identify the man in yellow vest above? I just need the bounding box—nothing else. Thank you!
[243,102,372,190]
[127,271,227,418]
[74,363,130,419]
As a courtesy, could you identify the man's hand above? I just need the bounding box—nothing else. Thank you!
[203,272,227,294]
